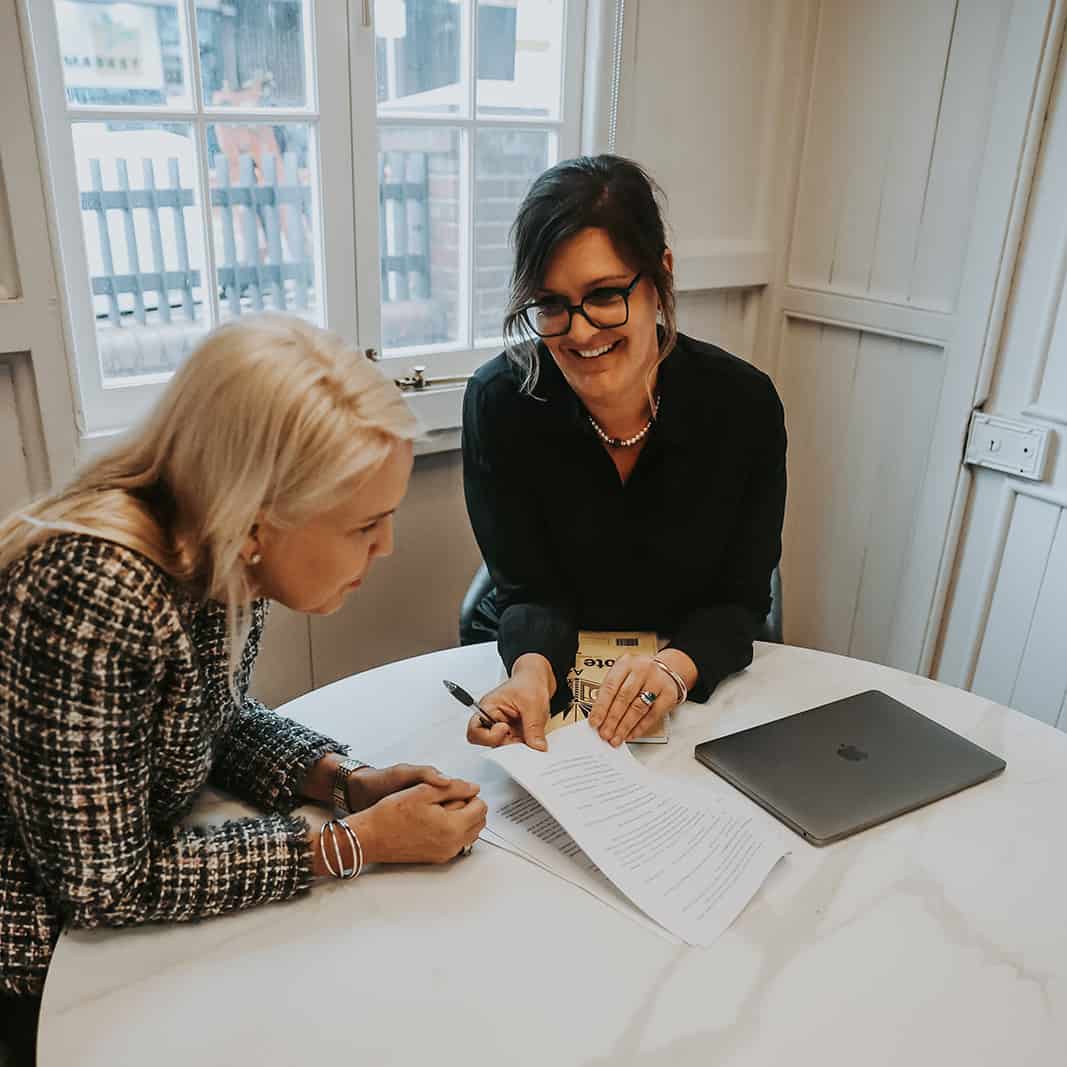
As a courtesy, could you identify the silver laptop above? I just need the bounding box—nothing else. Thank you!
[693,690,1006,846]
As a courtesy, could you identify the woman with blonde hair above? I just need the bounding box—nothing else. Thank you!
[0,314,486,1065]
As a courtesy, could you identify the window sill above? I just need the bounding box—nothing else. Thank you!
[404,382,465,454]
[78,382,467,465]
[414,427,462,456]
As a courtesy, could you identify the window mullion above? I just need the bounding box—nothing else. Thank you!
[191,118,220,331]
[349,0,384,350]
[63,106,321,125]
[313,0,358,342]
[182,0,220,331]
[466,0,477,119]
[562,0,589,157]
[182,0,205,113]
[465,0,477,349]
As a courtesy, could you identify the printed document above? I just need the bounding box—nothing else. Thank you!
[485,722,788,947]
[478,763,676,941]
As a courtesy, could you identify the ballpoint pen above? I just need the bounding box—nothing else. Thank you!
[442,679,496,730]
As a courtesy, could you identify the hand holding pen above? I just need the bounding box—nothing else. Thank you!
[446,669,551,751]
[442,679,525,747]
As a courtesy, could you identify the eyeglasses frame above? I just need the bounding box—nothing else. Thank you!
[520,272,645,338]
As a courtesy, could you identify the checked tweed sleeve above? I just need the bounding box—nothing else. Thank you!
[201,600,349,813]
[0,546,314,929]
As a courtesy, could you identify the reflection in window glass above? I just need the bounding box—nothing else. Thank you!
[474,128,550,344]
[72,122,207,382]
[379,127,462,351]
[375,0,464,116]
[207,124,320,323]
[55,1,189,108]
[476,0,565,119]
[197,1,309,109]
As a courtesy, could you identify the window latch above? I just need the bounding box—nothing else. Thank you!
[394,365,471,392]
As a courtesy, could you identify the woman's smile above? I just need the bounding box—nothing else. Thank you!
[567,338,623,360]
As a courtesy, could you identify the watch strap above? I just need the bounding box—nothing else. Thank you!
[332,757,372,816]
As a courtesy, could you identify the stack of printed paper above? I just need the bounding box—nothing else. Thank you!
[480,722,789,947]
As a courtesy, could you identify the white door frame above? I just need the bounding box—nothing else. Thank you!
[887,0,1067,675]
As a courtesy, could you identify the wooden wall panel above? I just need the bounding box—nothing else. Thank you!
[1011,508,1067,726]
[779,318,944,659]
[676,289,758,362]
[970,494,1065,721]
[625,0,778,246]
[0,159,20,300]
[0,361,33,514]
[789,0,1009,310]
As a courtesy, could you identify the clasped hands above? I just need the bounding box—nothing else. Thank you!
[466,650,695,750]
[310,762,487,875]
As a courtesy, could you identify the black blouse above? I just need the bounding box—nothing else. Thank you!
[461,332,787,705]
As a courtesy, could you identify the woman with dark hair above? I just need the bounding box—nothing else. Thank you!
[461,154,787,750]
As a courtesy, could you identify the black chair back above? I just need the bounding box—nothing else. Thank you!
[459,564,784,646]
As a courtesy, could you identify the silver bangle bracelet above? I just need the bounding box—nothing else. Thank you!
[652,657,688,706]
[319,818,364,879]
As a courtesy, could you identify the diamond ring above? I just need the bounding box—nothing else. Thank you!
[639,690,657,707]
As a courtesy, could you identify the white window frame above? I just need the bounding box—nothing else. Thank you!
[350,0,591,434]
[21,0,357,437]
[21,0,607,446]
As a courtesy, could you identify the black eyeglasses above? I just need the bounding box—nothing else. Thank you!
[520,273,643,338]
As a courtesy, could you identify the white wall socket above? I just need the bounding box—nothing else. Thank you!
[963,412,1052,480]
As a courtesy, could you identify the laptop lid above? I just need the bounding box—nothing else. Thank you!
[693,690,1006,846]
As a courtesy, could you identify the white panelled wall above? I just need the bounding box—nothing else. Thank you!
[777,322,943,662]
[0,363,34,511]
[935,27,1067,731]
[4,0,1067,728]
[757,0,1067,750]
[768,0,1015,665]
[0,0,78,518]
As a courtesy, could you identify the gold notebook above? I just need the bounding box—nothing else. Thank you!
[545,630,669,743]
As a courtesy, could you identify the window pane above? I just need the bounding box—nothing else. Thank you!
[72,122,208,382]
[474,128,550,344]
[207,124,321,323]
[376,0,465,116]
[476,0,564,119]
[56,1,189,108]
[379,127,462,352]
[197,1,310,110]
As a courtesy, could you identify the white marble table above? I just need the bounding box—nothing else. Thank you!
[39,642,1067,1066]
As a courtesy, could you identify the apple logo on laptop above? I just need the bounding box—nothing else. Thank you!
[837,743,869,762]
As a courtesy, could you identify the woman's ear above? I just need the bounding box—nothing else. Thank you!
[662,246,675,277]
[240,523,262,566]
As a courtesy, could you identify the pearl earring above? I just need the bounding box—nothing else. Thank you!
[249,552,262,566]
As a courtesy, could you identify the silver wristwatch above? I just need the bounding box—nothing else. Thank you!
[332,757,372,816]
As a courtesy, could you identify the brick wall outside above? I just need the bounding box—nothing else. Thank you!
[380,127,549,351]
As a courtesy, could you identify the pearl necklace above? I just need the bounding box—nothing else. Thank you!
[588,394,661,448]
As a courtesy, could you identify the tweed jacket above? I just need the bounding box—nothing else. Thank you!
[0,534,346,996]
